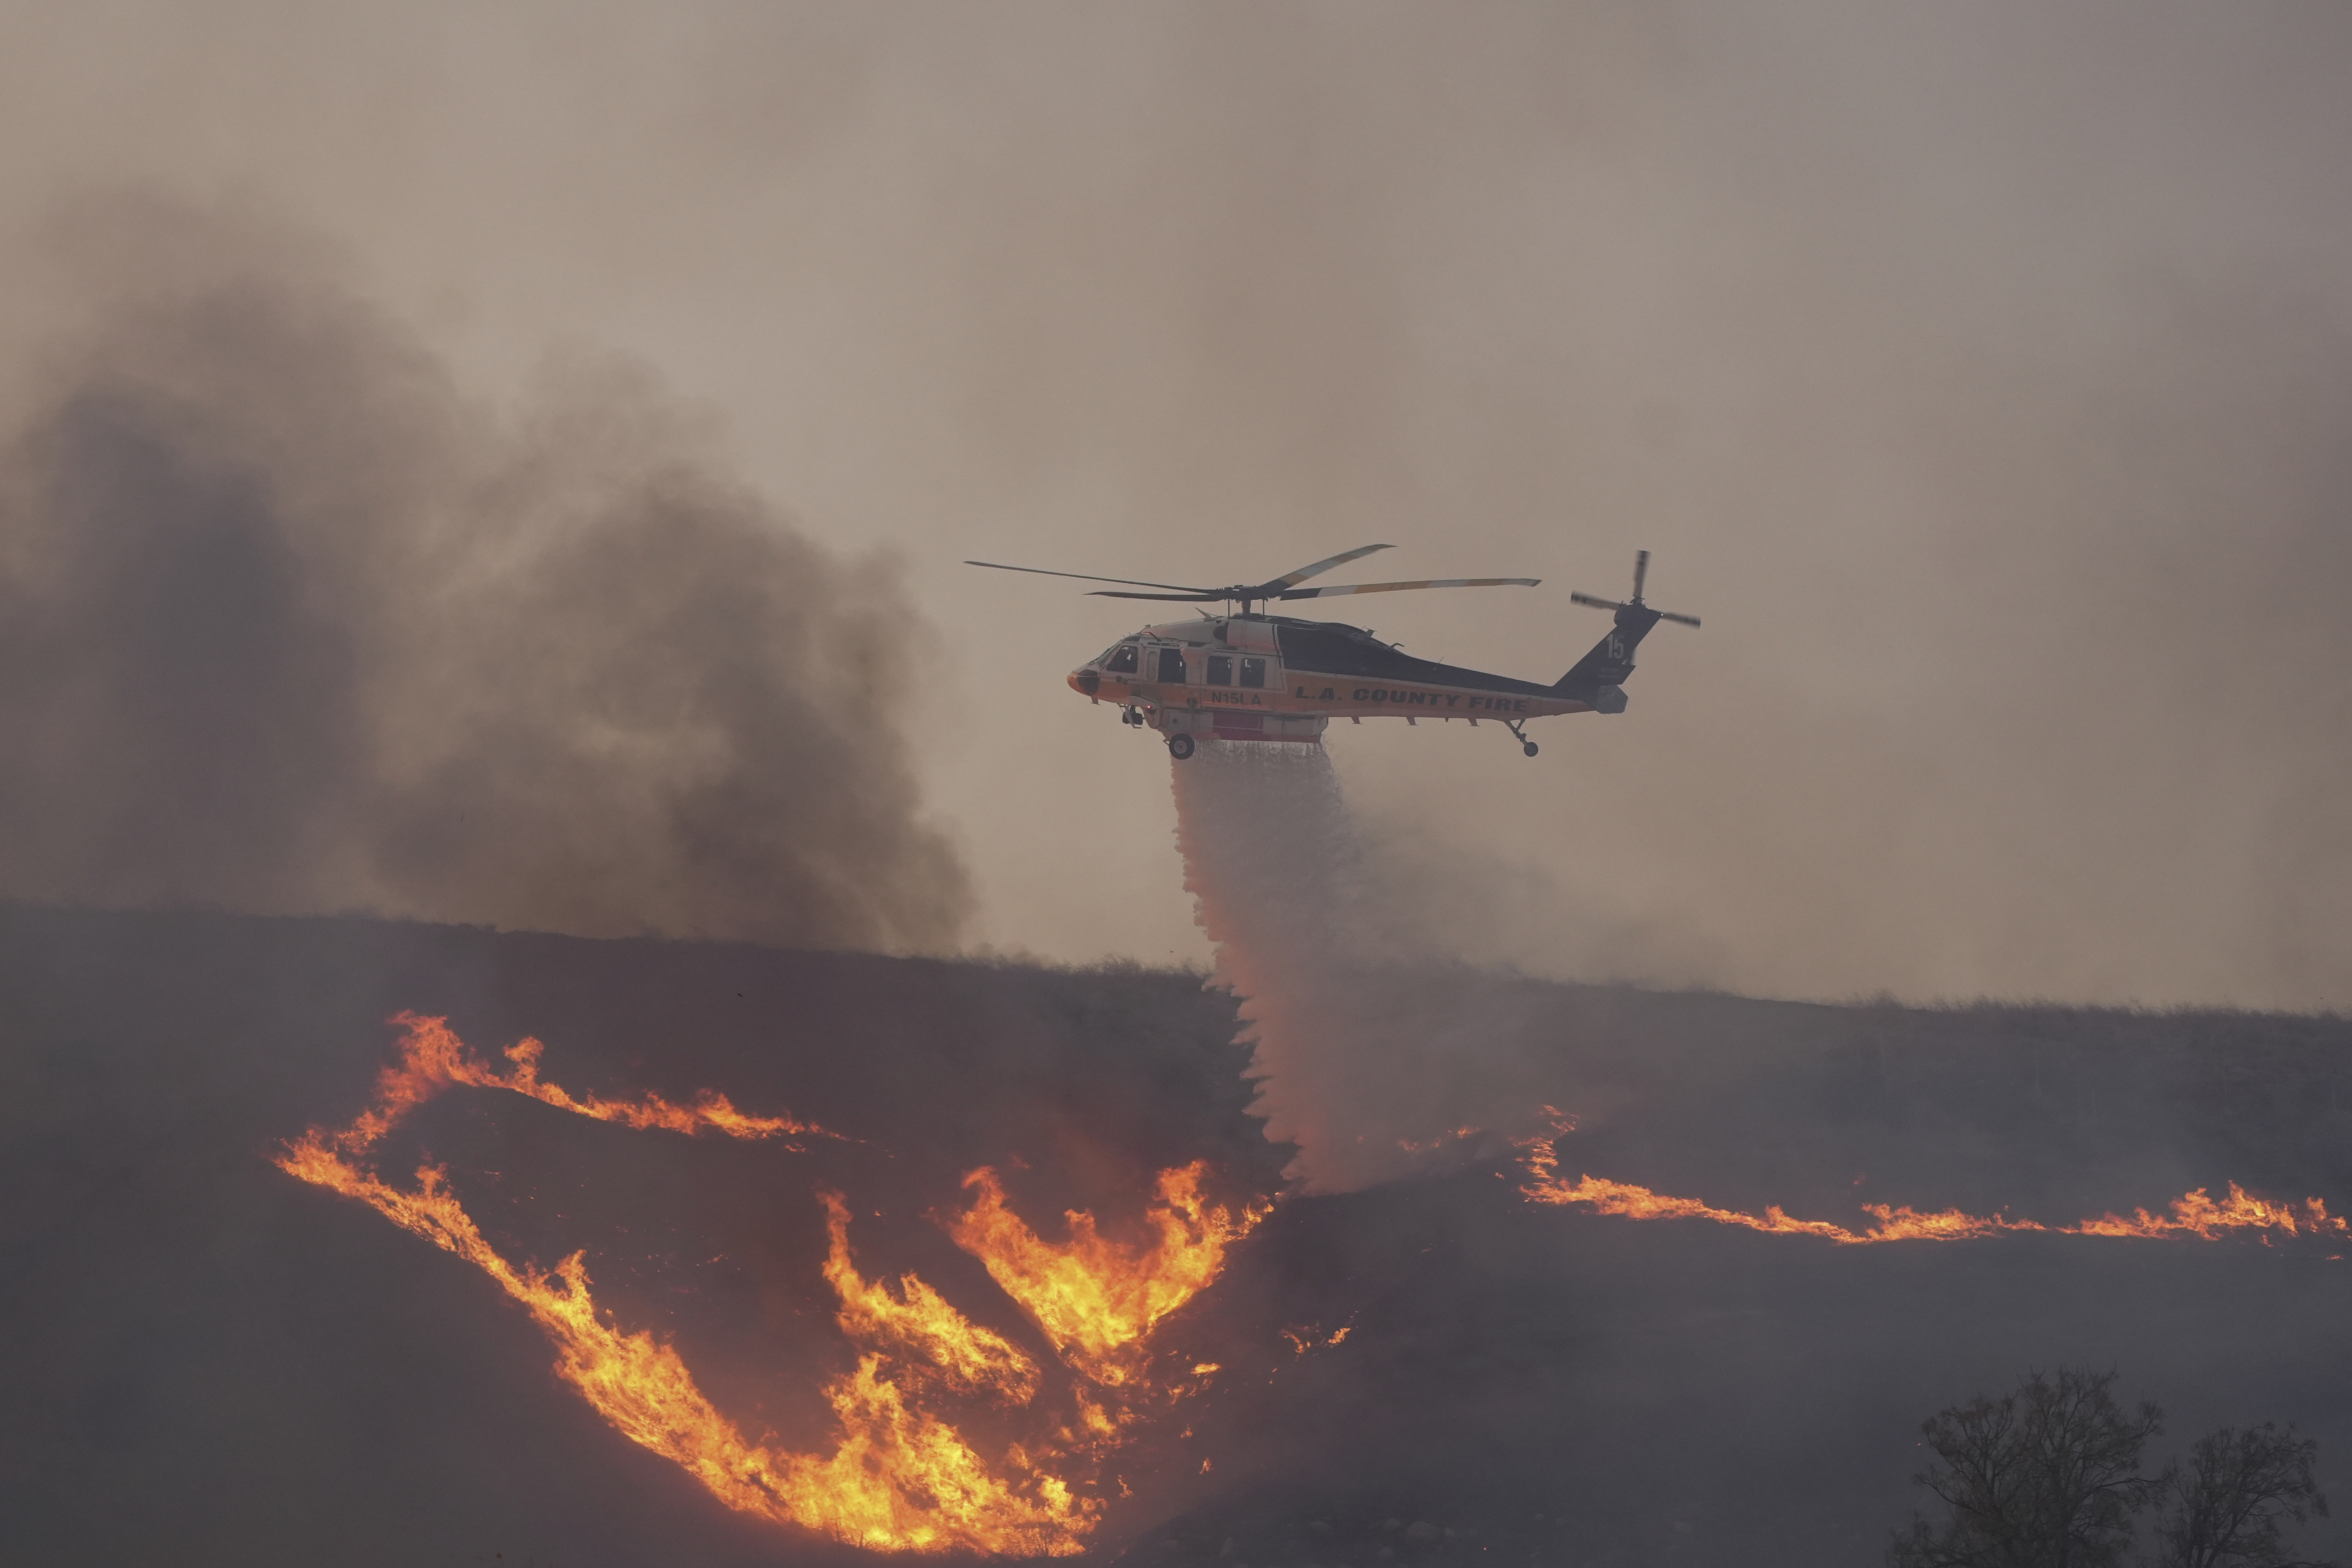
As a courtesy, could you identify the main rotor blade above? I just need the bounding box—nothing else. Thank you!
[1277,577,1540,599]
[1255,543,1395,592]
[1087,590,1229,602]
[965,560,1216,594]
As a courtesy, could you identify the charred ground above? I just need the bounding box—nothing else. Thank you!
[2,903,2346,1567]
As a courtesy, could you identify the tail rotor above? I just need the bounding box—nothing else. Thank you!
[1569,549,1700,628]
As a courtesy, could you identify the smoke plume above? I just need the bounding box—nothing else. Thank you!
[0,199,967,952]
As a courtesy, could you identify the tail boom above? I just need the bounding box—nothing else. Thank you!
[1552,603,1664,711]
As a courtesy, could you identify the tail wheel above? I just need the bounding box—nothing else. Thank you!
[1522,741,1539,758]
[1167,733,1196,761]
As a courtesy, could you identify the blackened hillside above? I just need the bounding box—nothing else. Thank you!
[1,904,2345,1568]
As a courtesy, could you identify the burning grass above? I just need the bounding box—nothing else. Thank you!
[276,1014,1260,1553]
[1518,1130,2350,1247]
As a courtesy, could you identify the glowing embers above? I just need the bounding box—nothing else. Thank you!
[277,1016,1253,1555]
[1519,1132,2348,1248]
[950,1163,1265,1386]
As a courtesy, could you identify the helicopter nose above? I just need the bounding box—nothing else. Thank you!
[1072,668,1101,696]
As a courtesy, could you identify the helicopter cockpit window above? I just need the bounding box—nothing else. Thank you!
[1104,642,1140,674]
[1156,647,1188,684]
[1239,657,1266,689]
[1206,654,1233,687]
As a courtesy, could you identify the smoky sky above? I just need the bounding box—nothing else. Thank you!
[1,5,2349,1005]
[0,200,968,951]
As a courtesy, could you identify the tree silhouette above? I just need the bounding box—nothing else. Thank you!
[2149,1423,2335,1568]
[1889,1367,2163,1568]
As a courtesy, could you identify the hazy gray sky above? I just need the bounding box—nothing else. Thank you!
[1,3,2347,1008]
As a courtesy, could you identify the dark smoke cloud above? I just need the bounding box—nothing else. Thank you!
[0,198,968,951]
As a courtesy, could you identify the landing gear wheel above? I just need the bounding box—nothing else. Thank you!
[1167,733,1196,761]
[1522,741,1539,757]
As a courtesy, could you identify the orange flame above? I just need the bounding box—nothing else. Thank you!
[277,1135,1091,1552]
[947,1163,1263,1385]
[280,1017,1286,1555]
[821,1190,1041,1405]
[332,1012,825,1152]
[1519,1133,2346,1249]
[2067,1184,2349,1240]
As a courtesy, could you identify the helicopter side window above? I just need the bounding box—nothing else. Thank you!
[1105,642,1140,674]
[1156,647,1188,684]
[1206,654,1233,687]
[1239,657,1265,689]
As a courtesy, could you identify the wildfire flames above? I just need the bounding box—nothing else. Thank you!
[285,1016,2324,1550]
[2066,1185,2349,1240]
[277,1015,1259,1553]
[823,1189,1044,1406]
[949,1164,1264,1386]
[1521,1133,2349,1247]
[324,1012,825,1150]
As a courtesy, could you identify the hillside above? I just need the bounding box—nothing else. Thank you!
[3,903,2345,1567]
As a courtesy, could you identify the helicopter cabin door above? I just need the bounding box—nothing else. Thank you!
[1200,650,1270,692]
[1217,618,1280,688]
[1204,618,1282,740]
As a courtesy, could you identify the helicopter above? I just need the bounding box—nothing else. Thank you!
[968,544,1697,759]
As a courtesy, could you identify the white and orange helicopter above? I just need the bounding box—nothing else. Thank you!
[968,545,1697,759]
